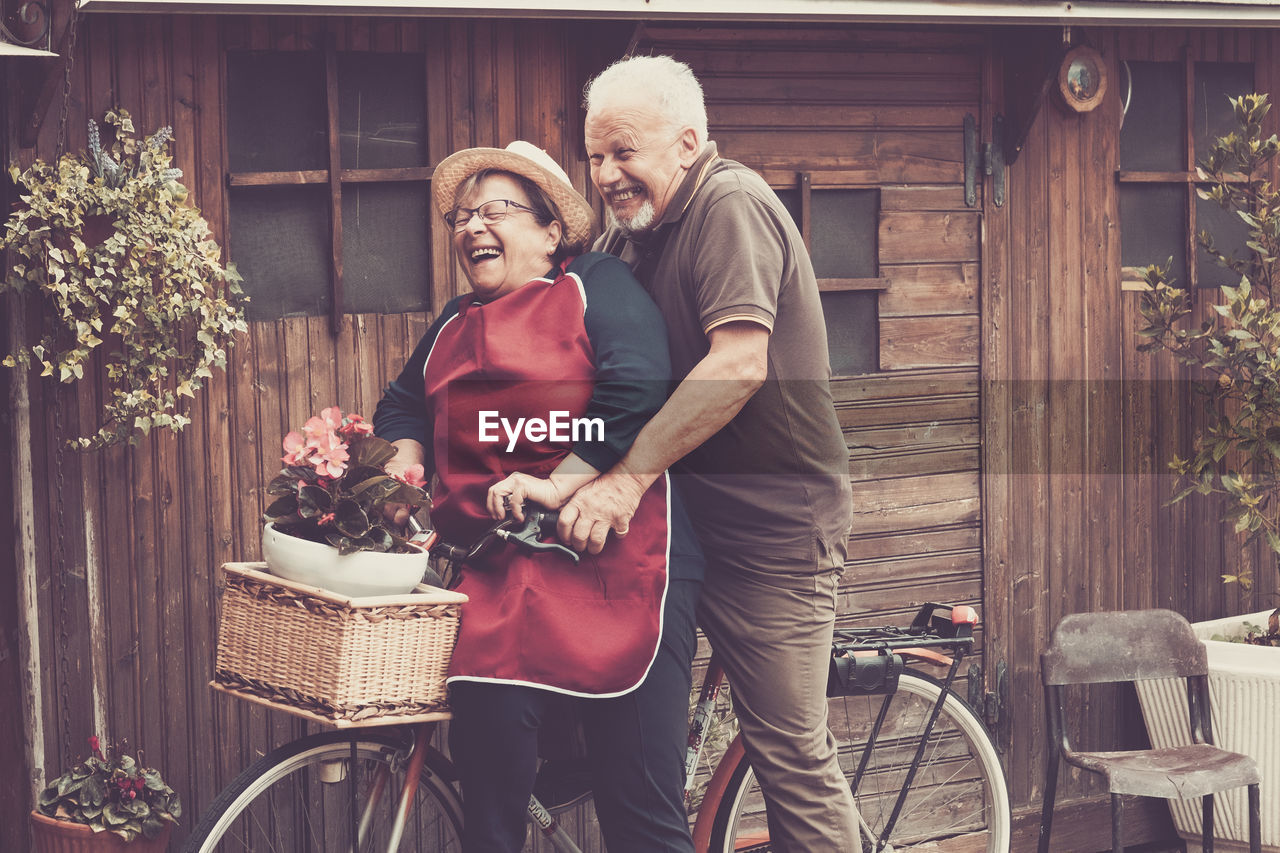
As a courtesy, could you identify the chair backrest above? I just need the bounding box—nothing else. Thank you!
[1041,609,1208,686]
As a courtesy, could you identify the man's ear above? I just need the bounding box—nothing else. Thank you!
[676,126,701,167]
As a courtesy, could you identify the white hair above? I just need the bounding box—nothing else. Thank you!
[584,55,709,148]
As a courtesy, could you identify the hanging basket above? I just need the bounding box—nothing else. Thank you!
[29,812,171,853]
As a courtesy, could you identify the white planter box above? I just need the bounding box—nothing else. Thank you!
[1134,610,1278,853]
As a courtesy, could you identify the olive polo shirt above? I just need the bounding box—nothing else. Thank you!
[596,143,853,563]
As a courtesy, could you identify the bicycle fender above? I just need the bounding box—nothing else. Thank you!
[691,734,748,850]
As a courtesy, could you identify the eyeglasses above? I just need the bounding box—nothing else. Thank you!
[444,199,538,231]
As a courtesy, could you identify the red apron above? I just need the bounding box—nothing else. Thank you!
[424,269,669,697]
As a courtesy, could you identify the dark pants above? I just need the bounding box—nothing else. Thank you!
[449,577,701,853]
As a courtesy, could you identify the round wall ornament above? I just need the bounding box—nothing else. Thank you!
[1058,45,1107,113]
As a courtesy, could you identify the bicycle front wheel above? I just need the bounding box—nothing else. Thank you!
[185,730,463,853]
[710,669,1010,852]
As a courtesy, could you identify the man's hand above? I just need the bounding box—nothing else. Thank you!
[558,471,647,554]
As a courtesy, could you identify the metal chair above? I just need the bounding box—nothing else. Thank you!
[1038,609,1262,853]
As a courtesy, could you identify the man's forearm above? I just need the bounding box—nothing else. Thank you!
[611,350,763,487]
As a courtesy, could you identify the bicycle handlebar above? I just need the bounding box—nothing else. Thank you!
[409,507,580,569]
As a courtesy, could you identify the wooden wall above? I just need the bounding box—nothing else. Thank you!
[5,12,1280,853]
[983,24,1280,837]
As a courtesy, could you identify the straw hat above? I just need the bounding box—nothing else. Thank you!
[432,141,597,247]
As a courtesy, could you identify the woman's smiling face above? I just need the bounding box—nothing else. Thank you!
[451,173,562,301]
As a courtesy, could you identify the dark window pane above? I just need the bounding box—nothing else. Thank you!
[1196,190,1251,290]
[227,52,328,172]
[337,53,427,169]
[812,190,878,279]
[1120,61,1184,171]
[776,189,802,226]
[1194,62,1254,159]
[342,183,431,313]
[820,291,878,376]
[230,186,331,320]
[776,188,878,278]
[1120,183,1187,286]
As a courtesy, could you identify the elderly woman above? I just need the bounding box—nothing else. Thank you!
[373,142,701,853]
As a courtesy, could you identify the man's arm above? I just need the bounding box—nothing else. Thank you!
[557,320,769,552]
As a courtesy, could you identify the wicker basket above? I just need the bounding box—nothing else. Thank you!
[213,562,466,727]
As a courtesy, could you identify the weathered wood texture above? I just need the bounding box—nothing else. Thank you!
[983,26,1280,823]
[6,14,1280,853]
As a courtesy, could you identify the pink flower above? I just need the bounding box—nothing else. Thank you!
[317,512,336,526]
[301,415,334,443]
[88,735,103,759]
[282,431,312,465]
[395,464,428,489]
[309,430,349,478]
[339,413,374,438]
[320,406,344,430]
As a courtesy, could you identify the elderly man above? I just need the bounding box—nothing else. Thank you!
[558,55,858,851]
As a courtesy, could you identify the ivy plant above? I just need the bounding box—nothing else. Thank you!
[1137,93,1280,591]
[1,109,247,449]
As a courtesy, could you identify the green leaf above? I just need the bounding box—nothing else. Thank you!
[297,485,333,517]
[333,499,370,539]
[81,774,106,807]
[347,434,397,469]
[263,494,299,522]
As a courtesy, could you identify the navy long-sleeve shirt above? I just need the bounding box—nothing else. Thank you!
[374,252,672,479]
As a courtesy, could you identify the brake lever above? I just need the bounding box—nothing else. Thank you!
[496,508,580,565]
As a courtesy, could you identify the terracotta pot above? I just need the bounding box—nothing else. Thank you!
[29,812,172,853]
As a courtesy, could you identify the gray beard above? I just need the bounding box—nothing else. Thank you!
[607,199,657,235]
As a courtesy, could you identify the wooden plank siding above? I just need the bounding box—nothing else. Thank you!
[984,26,1280,826]
[7,14,1280,853]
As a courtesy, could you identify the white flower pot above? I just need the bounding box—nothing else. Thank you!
[1135,610,1279,852]
[261,523,430,598]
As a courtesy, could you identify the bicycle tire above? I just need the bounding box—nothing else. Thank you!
[184,729,464,853]
[708,669,1010,853]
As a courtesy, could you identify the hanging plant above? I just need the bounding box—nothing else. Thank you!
[1,108,247,449]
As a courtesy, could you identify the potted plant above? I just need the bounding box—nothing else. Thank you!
[31,735,181,852]
[1,108,247,449]
[261,405,434,597]
[1135,92,1280,851]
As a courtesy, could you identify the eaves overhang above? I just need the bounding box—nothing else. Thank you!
[68,0,1280,28]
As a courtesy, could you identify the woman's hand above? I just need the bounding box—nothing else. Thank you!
[486,473,565,521]
[382,438,428,527]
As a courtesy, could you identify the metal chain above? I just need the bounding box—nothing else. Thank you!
[54,0,80,160]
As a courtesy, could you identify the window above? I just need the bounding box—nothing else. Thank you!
[1118,59,1253,291]
[776,178,883,375]
[226,51,431,326]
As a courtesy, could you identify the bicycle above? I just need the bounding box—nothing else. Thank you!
[185,509,1010,853]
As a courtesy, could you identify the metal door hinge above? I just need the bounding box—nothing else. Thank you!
[964,113,1006,209]
[967,659,1010,751]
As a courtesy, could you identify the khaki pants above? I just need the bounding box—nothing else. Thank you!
[696,546,859,853]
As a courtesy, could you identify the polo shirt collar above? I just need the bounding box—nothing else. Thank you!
[651,142,720,231]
